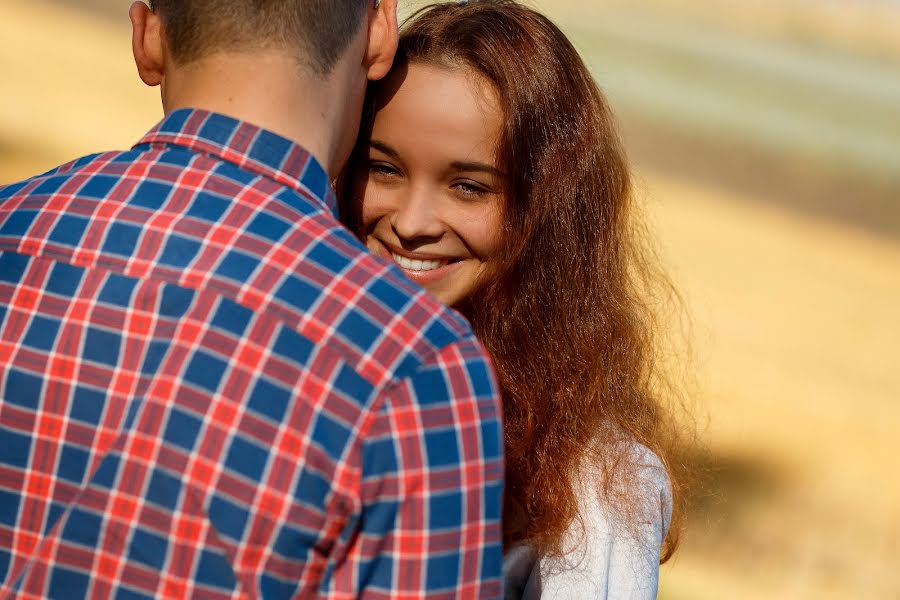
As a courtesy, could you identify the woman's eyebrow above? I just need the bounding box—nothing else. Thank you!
[370,140,502,177]
[369,140,400,160]
[451,161,503,177]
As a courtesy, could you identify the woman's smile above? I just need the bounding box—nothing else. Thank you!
[370,238,467,286]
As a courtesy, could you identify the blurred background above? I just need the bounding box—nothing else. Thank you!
[1,0,898,597]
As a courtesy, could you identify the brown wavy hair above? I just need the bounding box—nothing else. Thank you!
[345,0,686,561]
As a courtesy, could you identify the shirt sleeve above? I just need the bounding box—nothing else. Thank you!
[528,448,672,600]
[342,335,505,599]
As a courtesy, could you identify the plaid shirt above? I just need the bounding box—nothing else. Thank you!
[0,109,504,599]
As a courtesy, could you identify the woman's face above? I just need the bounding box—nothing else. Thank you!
[354,62,505,306]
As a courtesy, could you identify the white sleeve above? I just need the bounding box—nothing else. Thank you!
[523,447,672,600]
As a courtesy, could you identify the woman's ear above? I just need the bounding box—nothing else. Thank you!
[129,1,166,87]
[364,0,400,82]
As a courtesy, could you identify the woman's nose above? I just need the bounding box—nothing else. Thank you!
[391,186,445,242]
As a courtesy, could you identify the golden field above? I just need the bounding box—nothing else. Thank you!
[2,1,898,598]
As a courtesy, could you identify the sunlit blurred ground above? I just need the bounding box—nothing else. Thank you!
[2,1,899,598]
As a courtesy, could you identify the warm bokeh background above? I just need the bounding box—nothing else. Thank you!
[2,1,898,598]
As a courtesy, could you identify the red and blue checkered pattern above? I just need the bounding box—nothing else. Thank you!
[0,110,504,599]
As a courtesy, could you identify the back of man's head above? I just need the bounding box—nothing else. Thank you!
[148,0,369,74]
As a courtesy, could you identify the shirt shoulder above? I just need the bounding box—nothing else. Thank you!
[1,142,475,389]
[0,151,111,199]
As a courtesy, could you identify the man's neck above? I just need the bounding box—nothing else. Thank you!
[162,51,363,177]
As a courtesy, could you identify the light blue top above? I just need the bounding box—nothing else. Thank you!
[503,444,672,599]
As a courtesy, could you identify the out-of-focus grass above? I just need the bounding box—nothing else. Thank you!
[543,0,900,64]
[548,3,900,238]
[2,2,899,599]
[565,15,900,179]
[0,0,159,182]
[648,170,900,599]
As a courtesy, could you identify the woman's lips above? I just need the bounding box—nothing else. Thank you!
[394,258,463,286]
[376,241,464,285]
[390,252,447,272]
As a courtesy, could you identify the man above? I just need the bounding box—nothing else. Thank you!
[0,1,504,597]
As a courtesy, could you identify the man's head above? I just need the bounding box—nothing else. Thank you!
[129,0,398,175]
[146,0,370,75]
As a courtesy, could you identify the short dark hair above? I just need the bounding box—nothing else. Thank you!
[148,0,368,74]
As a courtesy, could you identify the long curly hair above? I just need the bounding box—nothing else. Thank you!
[345,0,687,561]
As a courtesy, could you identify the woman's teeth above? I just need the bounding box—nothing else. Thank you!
[391,253,447,272]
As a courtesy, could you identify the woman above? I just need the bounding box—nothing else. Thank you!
[343,1,685,597]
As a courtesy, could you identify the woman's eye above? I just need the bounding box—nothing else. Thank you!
[453,180,491,197]
[368,161,400,178]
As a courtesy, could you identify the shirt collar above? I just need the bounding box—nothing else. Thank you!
[135,108,337,217]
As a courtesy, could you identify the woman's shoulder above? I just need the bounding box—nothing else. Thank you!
[567,442,672,582]
[619,441,673,535]
[505,442,671,599]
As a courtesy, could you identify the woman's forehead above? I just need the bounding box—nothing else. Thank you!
[371,63,502,161]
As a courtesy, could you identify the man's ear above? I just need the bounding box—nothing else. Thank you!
[130,1,166,87]
[364,0,399,82]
